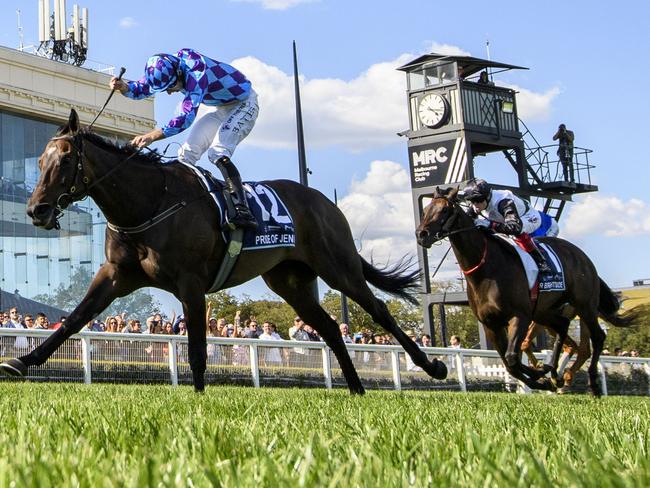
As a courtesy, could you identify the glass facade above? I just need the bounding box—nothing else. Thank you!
[0,109,106,298]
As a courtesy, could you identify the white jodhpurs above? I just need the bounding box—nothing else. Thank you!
[178,89,259,165]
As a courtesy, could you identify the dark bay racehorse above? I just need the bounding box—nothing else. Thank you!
[0,109,447,393]
[415,187,636,396]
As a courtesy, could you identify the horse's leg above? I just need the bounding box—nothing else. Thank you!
[544,317,570,389]
[316,263,446,380]
[177,281,207,392]
[485,326,554,391]
[505,314,560,390]
[343,284,447,380]
[0,264,136,376]
[261,262,365,395]
[521,322,541,368]
[579,314,606,397]
[561,324,591,392]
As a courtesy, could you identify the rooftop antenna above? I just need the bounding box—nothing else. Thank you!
[37,0,88,66]
[17,10,24,51]
[485,38,493,82]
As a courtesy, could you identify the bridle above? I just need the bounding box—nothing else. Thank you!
[47,132,199,235]
[48,132,153,230]
[426,198,476,241]
[423,197,489,276]
[50,132,141,211]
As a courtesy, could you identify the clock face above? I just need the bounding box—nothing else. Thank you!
[418,93,449,128]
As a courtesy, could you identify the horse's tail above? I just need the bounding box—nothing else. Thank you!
[598,277,638,328]
[361,256,420,305]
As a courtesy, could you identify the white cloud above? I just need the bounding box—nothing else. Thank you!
[563,194,650,238]
[230,0,317,10]
[233,47,559,152]
[338,160,462,281]
[504,84,560,121]
[119,17,138,29]
[427,43,471,56]
[232,54,411,152]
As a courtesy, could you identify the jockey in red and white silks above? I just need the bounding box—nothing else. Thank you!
[463,179,558,272]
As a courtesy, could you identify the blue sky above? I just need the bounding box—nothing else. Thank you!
[2,1,649,312]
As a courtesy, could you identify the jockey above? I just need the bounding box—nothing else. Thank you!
[110,48,259,230]
[463,178,559,273]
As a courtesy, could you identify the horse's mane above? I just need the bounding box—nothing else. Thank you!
[79,129,166,165]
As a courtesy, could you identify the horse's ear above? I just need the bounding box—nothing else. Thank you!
[448,186,460,202]
[434,186,441,198]
[68,109,80,134]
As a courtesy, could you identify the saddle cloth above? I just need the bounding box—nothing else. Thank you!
[495,235,565,292]
[180,162,296,251]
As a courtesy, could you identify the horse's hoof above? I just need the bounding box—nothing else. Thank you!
[589,387,602,399]
[0,358,28,377]
[350,385,366,396]
[425,359,448,380]
[539,377,557,392]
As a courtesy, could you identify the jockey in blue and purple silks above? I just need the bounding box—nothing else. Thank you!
[110,48,259,230]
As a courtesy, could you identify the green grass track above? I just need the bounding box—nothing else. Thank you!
[0,383,647,487]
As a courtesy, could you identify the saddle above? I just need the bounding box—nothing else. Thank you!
[179,162,296,292]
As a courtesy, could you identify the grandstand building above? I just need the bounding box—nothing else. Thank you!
[0,45,154,302]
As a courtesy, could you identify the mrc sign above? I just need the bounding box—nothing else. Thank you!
[408,138,468,188]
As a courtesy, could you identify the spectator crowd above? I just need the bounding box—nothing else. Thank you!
[0,305,642,361]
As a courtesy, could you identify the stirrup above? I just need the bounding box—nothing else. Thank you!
[228,206,258,230]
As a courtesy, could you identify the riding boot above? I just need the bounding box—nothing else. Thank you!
[529,247,552,273]
[214,156,258,231]
[515,233,552,273]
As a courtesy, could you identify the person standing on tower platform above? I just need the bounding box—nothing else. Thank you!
[553,124,575,183]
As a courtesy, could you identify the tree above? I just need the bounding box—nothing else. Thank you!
[604,303,650,355]
[441,305,481,348]
[205,290,240,322]
[205,291,296,337]
[320,290,425,335]
[34,266,161,321]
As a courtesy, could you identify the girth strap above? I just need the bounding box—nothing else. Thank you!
[207,228,244,293]
[107,201,187,234]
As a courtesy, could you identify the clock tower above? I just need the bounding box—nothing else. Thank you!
[398,53,598,345]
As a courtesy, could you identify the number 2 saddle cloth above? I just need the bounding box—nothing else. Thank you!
[180,162,296,251]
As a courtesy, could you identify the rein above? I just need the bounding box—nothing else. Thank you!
[50,133,193,234]
[461,236,488,275]
[428,200,489,275]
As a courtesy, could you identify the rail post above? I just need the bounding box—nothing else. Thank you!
[322,344,332,389]
[391,350,402,390]
[598,361,608,396]
[455,352,467,392]
[168,339,178,386]
[250,343,260,388]
[81,335,92,384]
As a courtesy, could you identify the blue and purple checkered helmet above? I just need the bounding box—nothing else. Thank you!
[144,54,180,92]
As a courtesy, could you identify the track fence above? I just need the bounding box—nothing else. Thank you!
[1,330,648,396]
